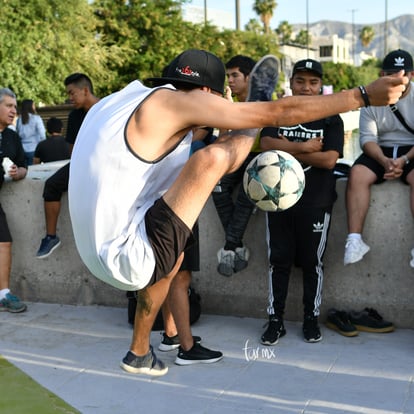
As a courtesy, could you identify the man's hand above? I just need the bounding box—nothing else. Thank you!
[365,71,408,106]
[8,164,27,181]
[383,158,403,180]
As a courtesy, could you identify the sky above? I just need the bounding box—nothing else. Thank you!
[188,0,413,26]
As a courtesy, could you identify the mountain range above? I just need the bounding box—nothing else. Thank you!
[293,14,414,59]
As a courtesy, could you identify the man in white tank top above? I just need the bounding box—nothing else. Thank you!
[69,49,408,376]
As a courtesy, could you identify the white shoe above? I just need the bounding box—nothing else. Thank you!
[217,248,235,277]
[344,237,370,265]
[410,248,414,268]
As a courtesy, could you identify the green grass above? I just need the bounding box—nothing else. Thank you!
[0,355,80,414]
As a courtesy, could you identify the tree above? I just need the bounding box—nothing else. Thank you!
[253,0,277,35]
[245,18,263,34]
[359,26,375,48]
[276,20,292,44]
[0,0,121,104]
[294,29,311,47]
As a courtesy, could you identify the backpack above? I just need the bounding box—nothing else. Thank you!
[126,286,201,330]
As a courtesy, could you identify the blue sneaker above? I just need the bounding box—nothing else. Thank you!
[36,236,61,259]
[0,293,27,313]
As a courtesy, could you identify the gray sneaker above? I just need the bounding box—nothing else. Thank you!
[247,55,280,102]
[217,248,235,277]
[120,346,168,376]
[36,235,61,259]
[233,246,250,273]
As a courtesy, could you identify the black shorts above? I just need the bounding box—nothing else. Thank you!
[0,204,12,243]
[354,146,414,184]
[145,197,197,281]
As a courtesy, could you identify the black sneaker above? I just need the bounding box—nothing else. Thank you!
[175,343,223,366]
[325,309,358,337]
[260,316,286,346]
[348,308,394,333]
[158,332,202,352]
[247,55,280,102]
[120,346,168,376]
[303,316,322,343]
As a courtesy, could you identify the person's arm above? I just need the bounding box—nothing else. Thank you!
[36,115,46,141]
[176,73,407,132]
[131,73,407,160]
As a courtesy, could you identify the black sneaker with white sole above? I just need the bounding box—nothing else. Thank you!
[303,316,322,343]
[175,343,223,366]
[247,55,280,102]
[261,316,286,346]
[158,332,202,352]
[120,346,168,376]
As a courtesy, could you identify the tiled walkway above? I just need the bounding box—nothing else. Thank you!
[1,303,413,414]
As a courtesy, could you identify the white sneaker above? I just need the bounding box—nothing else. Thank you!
[410,248,414,268]
[344,237,370,265]
[234,246,250,273]
[217,248,235,277]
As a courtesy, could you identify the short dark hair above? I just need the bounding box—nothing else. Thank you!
[46,117,63,134]
[225,55,256,77]
[64,73,94,93]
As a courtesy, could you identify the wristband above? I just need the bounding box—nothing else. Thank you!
[358,85,371,107]
[403,155,410,165]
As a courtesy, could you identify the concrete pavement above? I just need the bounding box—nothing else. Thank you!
[1,302,414,413]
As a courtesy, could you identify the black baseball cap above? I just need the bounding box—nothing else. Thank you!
[382,49,413,73]
[292,59,323,78]
[146,49,225,94]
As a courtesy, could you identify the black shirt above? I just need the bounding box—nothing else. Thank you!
[0,127,26,188]
[260,115,344,207]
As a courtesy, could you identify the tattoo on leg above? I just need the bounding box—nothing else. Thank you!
[136,288,153,316]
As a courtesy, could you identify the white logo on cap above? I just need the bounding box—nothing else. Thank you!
[305,62,313,69]
[394,57,405,67]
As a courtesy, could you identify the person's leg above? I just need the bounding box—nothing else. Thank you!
[44,201,61,235]
[129,253,184,356]
[344,163,377,265]
[261,210,293,346]
[346,164,377,234]
[406,169,414,218]
[163,130,259,232]
[405,170,414,267]
[298,207,331,343]
[37,163,70,258]
[0,242,11,290]
[0,242,26,313]
[167,270,193,349]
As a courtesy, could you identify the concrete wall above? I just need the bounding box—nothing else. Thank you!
[4,162,414,327]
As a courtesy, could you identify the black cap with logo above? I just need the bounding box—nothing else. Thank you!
[292,59,323,78]
[382,49,413,73]
[147,49,225,94]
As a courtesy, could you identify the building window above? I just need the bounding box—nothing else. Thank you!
[320,45,333,58]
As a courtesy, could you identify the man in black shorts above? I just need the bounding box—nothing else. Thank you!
[36,73,99,258]
[344,49,414,265]
[68,48,407,377]
[0,88,28,312]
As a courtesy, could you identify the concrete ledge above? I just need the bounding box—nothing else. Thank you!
[5,163,414,327]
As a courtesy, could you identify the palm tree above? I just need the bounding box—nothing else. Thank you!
[276,20,292,44]
[359,26,375,48]
[294,29,311,47]
[253,0,277,35]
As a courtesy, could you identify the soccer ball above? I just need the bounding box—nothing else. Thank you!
[243,150,305,212]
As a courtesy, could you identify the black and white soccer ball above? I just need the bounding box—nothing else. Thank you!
[243,150,305,212]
